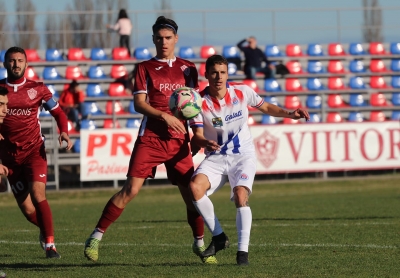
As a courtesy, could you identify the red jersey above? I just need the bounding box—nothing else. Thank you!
[133,57,199,139]
[0,78,57,152]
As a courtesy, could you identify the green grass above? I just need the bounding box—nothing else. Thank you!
[0,177,399,277]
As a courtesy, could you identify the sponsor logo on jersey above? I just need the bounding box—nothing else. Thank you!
[155,66,163,70]
[159,83,184,92]
[240,173,249,180]
[254,130,279,168]
[232,97,239,105]
[27,88,37,100]
[225,110,242,122]
[181,65,190,76]
[7,108,32,116]
[39,174,46,178]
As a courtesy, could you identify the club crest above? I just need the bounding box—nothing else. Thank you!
[27,88,37,100]
[254,130,279,168]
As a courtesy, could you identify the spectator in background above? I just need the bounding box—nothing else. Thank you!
[59,80,84,131]
[107,9,133,56]
[237,36,275,80]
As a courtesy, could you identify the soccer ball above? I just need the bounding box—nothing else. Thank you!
[169,87,202,120]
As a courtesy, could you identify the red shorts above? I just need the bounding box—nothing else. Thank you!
[0,143,47,199]
[127,136,194,186]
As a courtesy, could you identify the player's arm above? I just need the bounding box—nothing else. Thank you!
[190,126,219,152]
[0,159,8,176]
[258,102,310,121]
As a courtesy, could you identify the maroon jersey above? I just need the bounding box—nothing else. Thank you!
[133,57,199,139]
[0,78,56,152]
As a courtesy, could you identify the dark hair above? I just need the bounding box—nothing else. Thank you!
[4,46,27,61]
[0,87,8,96]
[118,9,129,20]
[69,80,79,88]
[152,16,178,34]
[205,55,228,73]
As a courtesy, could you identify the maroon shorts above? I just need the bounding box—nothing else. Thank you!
[127,136,194,186]
[0,143,47,199]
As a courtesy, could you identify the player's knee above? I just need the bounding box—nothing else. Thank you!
[189,177,207,201]
[122,178,142,200]
[233,186,250,208]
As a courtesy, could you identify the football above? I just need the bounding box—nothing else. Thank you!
[169,87,202,120]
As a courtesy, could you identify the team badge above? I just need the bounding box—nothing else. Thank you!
[239,173,249,180]
[27,88,37,100]
[254,131,279,168]
[212,117,223,127]
[232,97,239,105]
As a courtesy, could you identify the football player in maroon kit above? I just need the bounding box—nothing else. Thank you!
[84,16,216,264]
[0,47,72,258]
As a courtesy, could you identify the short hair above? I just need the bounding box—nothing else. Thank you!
[152,16,178,34]
[69,79,79,88]
[4,46,27,61]
[205,55,228,73]
[0,86,8,96]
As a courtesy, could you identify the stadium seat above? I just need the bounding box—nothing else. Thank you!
[390,59,400,72]
[349,93,367,106]
[369,111,386,122]
[326,112,343,123]
[106,100,128,114]
[327,77,346,90]
[103,119,121,128]
[198,63,206,76]
[90,48,108,60]
[25,49,42,62]
[86,84,106,97]
[286,44,303,57]
[308,113,321,123]
[87,66,108,79]
[283,118,300,124]
[264,79,282,92]
[370,93,390,106]
[126,118,142,128]
[264,96,280,106]
[110,64,128,79]
[349,76,367,89]
[67,48,89,61]
[286,60,304,74]
[261,115,277,124]
[222,45,240,58]
[112,47,131,60]
[390,42,400,54]
[307,44,324,56]
[285,78,304,92]
[228,63,237,75]
[81,102,104,118]
[391,93,400,106]
[349,60,366,73]
[348,43,366,55]
[65,66,86,80]
[0,50,6,62]
[80,119,97,130]
[134,47,152,60]
[327,43,346,56]
[327,60,346,73]
[199,80,209,91]
[45,49,64,61]
[369,59,389,72]
[0,68,7,79]
[42,67,63,80]
[369,42,387,55]
[306,78,325,91]
[46,84,60,99]
[370,76,388,89]
[178,46,196,58]
[73,138,80,153]
[242,79,259,92]
[307,60,325,74]
[327,94,348,107]
[392,76,400,88]
[391,111,400,120]
[200,45,216,58]
[265,45,283,57]
[108,82,127,96]
[306,94,322,108]
[348,112,365,122]
[284,95,302,109]
[67,121,78,134]
[24,66,40,80]
[128,100,139,114]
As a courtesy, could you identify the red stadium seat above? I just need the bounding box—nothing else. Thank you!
[370,76,389,89]
[327,77,346,90]
[112,47,131,60]
[103,119,121,128]
[327,60,346,73]
[24,66,40,80]
[285,78,304,92]
[286,60,304,74]
[110,64,128,79]
[369,111,386,121]
[369,42,387,55]
[65,66,86,80]
[369,59,390,73]
[284,95,302,109]
[283,118,300,124]
[328,43,346,56]
[198,63,206,76]
[67,48,89,61]
[327,94,348,108]
[370,93,390,106]
[200,46,216,59]
[105,101,128,114]
[199,80,209,92]
[108,82,127,96]
[25,49,42,62]
[242,79,259,92]
[286,44,304,57]
[326,112,343,123]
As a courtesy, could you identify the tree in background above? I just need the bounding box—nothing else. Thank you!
[45,13,74,49]
[66,0,94,48]
[363,0,383,42]
[14,0,40,49]
[154,0,174,20]
[0,0,10,49]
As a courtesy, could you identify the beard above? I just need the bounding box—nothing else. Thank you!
[7,66,26,80]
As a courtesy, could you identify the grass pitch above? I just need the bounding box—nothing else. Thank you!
[0,176,399,277]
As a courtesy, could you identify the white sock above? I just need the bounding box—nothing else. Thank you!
[193,195,223,236]
[194,237,204,247]
[45,243,55,249]
[236,206,252,252]
[90,228,104,240]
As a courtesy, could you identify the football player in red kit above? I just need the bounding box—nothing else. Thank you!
[84,16,216,264]
[0,46,72,258]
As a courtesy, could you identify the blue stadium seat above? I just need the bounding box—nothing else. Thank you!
[348,111,365,122]
[222,45,240,58]
[306,94,322,108]
[265,45,283,57]
[86,84,106,97]
[90,48,108,60]
[349,60,366,73]
[349,43,366,55]
[81,102,104,118]
[307,44,324,56]
[80,119,97,130]
[0,50,6,62]
[390,42,400,54]
[128,101,139,114]
[308,113,321,123]
[390,59,400,72]
[264,79,282,92]
[73,139,81,153]
[392,93,400,106]
[228,63,237,75]
[45,49,64,61]
[46,84,60,99]
[307,60,325,74]
[133,47,152,60]
[261,115,277,124]
[306,78,325,91]
[87,66,107,79]
[178,46,196,59]
[391,111,400,120]
[349,76,367,89]
[126,118,141,128]
[264,96,280,107]
[42,67,63,80]
[349,93,367,106]
[392,76,400,88]
[0,68,7,79]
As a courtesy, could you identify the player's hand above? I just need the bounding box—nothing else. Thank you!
[161,113,187,134]
[290,108,310,121]
[0,164,9,176]
[0,133,3,140]
[205,140,220,152]
[59,132,73,150]
[190,139,201,156]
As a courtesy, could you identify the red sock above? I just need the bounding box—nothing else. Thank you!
[26,211,39,227]
[187,208,204,239]
[35,200,54,243]
[96,200,124,233]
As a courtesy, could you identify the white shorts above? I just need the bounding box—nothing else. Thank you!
[193,153,256,200]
